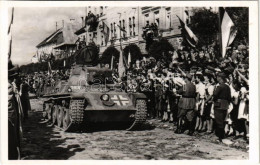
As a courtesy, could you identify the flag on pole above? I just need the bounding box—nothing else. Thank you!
[116,23,127,33]
[176,15,198,48]
[219,8,237,57]
[118,51,125,78]
[8,8,14,59]
[227,26,237,47]
[110,55,114,70]
[8,7,14,34]
[127,51,131,67]
[48,61,52,76]
[8,36,12,59]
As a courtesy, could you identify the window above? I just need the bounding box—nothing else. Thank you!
[101,35,104,46]
[166,12,171,29]
[113,22,116,38]
[155,18,159,26]
[132,16,136,36]
[154,11,160,27]
[100,6,103,16]
[122,19,125,28]
[144,14,149,27]
[129,17,132,36]
[122,19,126,38]
[110,23,113,38]
[119,20,122,38]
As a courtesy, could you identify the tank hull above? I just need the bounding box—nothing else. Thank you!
[41,61,147,132]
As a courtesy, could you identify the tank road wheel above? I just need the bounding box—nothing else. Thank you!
[57,106,64,128]
[127,99,147,131]
[52,105,58,125]
[63,99,85,132]
[63,108,71,131]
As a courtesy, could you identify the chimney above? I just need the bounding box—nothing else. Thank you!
[55,22,57,31]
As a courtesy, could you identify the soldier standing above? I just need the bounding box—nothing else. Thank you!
[175,74,196,135]
[8,60,23,159]
[213,72,231,142]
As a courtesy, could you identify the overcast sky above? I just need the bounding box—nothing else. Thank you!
[10,7,86,66]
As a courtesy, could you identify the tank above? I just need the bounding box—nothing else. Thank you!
[42,46,147,132]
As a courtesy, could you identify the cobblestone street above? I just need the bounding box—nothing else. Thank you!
[20,98,248,160]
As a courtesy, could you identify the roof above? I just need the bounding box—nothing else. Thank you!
[37,21,81,49]
[53,43,75,49]
[74,26,86,35]
[36,29,62,48]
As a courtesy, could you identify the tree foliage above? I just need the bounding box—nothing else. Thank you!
[148,38,174,62]
[188,7,248,48]
[188,8,219,47]
[100,46,120,65]
[225,7,249,45]
[123,44,142,63]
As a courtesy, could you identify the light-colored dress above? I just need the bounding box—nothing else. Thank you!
[237,87,249,121]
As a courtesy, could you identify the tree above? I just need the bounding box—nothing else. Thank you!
[225,7,248,45]
[123,44,142,64]
[148,38,174,62]
[188,8,219,47]
[100,46,120,65]
[188,7,248,48]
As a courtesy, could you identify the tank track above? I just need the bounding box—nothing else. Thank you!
[64,99,85,132]
[127,99,147,131]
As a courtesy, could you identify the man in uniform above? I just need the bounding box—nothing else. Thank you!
[175,73,196,135]
[8,60,23,159]
[213,72,231,142]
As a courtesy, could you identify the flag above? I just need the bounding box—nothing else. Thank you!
[118,51,125,78]
[176,15,198,47]
[127,51,131,67]
[8,7,14,34]
[101,21,110,45]
[219,7,237,57]
[227,26,237,46]
[48,61,52,76]
[8,8,14,59]
[110,55,114,70]
[8,36,12,59]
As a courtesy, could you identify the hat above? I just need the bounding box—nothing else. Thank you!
[8,59,18,78]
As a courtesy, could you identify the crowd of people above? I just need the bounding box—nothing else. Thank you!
[122,44,249,143]
[8,41,249,159]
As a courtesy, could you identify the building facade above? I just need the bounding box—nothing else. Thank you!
[75,6,189,56]
[36,20,81,62]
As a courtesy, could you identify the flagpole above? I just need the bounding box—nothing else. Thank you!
[8,7,14,59]
[218,7,223,59]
